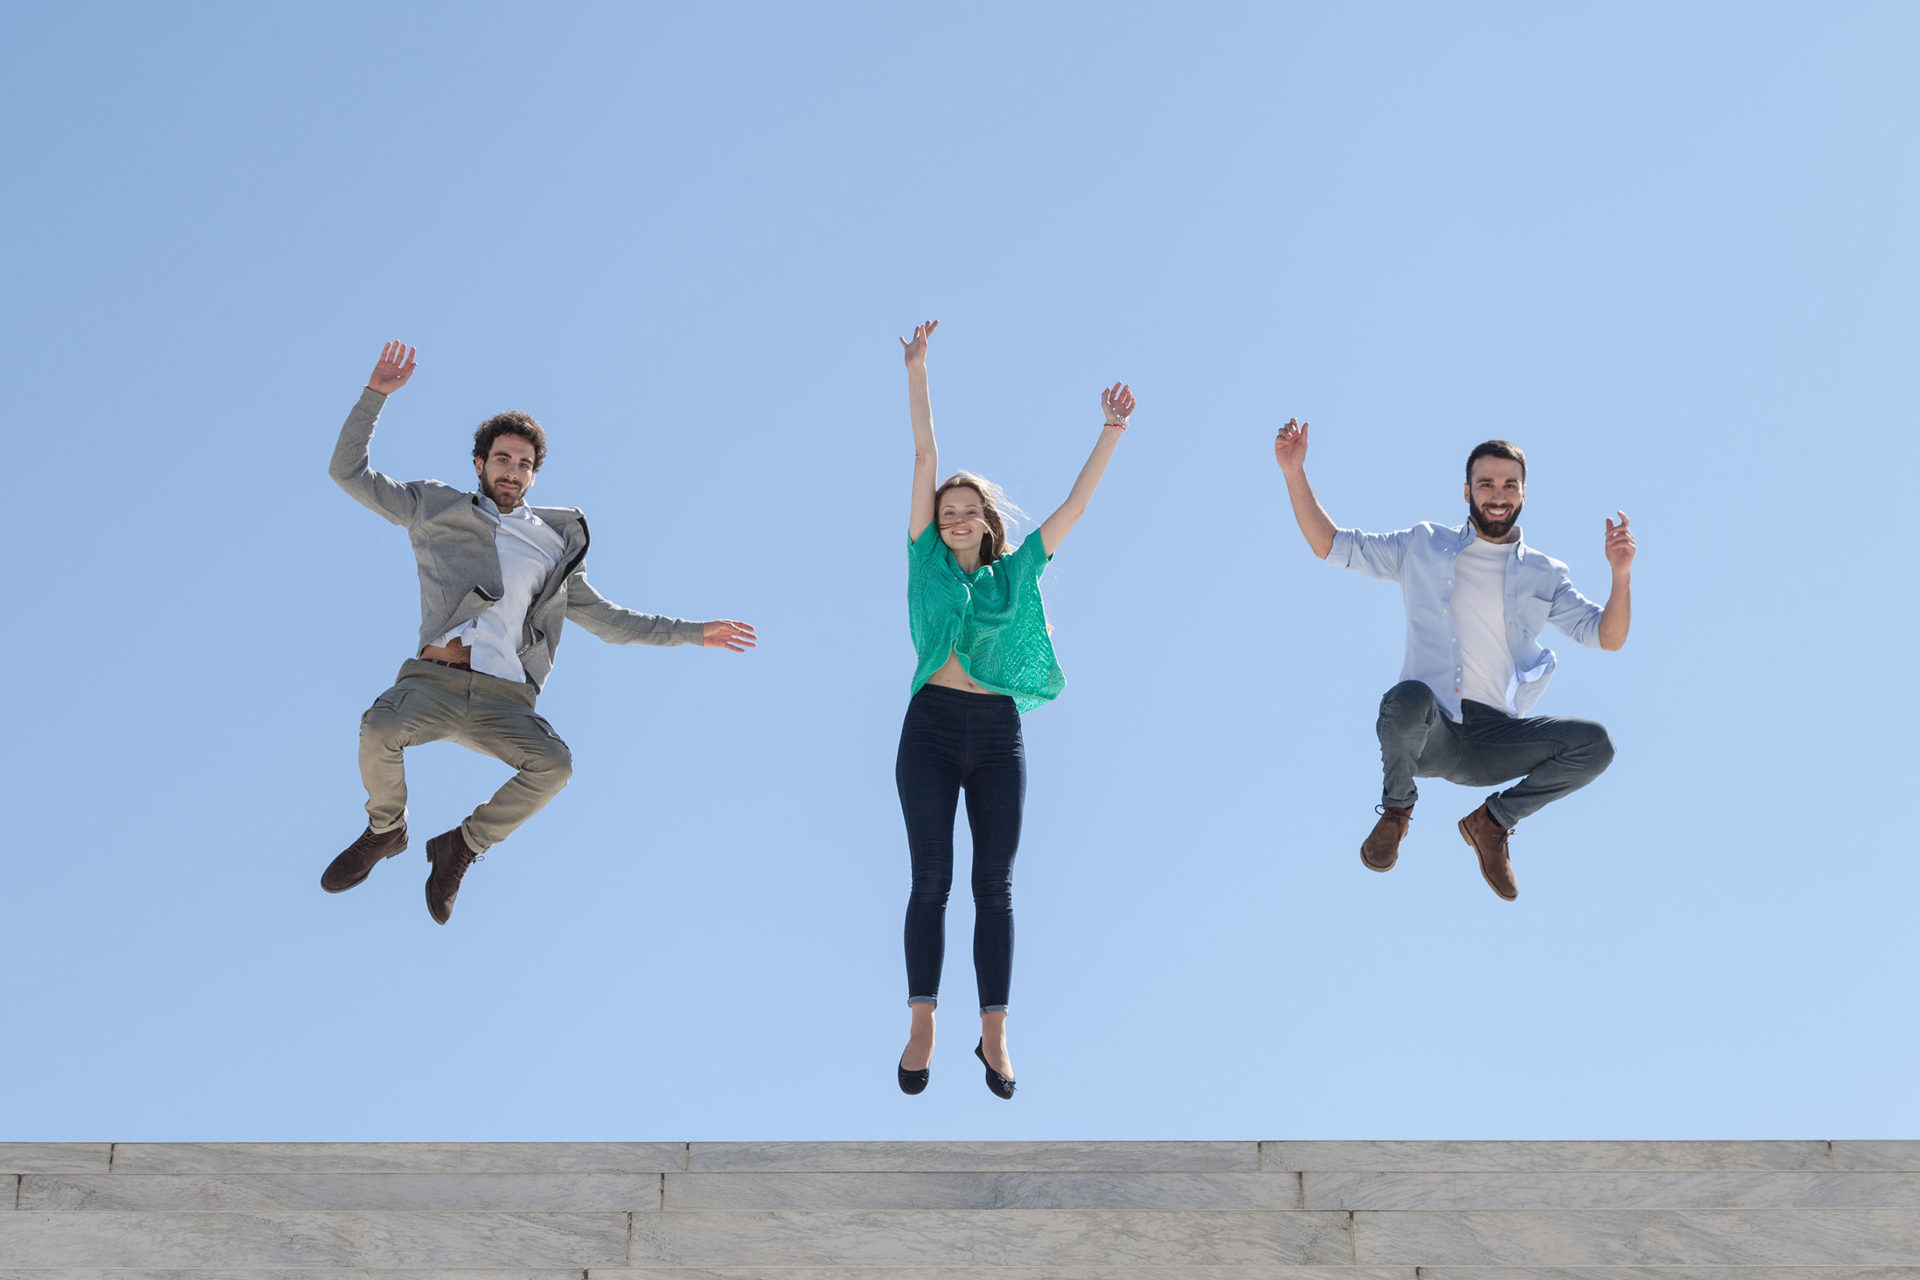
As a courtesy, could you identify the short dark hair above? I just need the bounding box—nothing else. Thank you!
[1465,439,1526,483]
[473,411,547,471]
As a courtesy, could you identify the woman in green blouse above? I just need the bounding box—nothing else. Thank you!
[894,319,1134,1099]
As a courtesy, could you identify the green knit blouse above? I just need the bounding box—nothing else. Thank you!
[906,521,1065,713]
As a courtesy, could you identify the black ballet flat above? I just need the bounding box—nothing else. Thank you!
[974,1039,1016,1100]
[897,1058,930,1095]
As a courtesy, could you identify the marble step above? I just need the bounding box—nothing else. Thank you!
[4,1272,1920,1280]
[9,1141,1918,1176]
[33,1168,1919,1211]
[3,1144,1918,1274]
[3,1207,1918,1268]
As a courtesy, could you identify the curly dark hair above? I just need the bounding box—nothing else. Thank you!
[473,411,547,471]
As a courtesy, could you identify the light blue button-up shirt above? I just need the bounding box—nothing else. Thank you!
[1328,521,1604,722]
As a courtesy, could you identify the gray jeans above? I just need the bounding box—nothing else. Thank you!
[1377,680,1614,827]
[359,659,574,852]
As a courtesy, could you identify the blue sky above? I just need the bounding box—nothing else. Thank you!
[3,1,1914,1141]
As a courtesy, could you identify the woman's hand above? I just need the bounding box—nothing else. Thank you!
[900,320,939,369]
[1101,381,1134,426]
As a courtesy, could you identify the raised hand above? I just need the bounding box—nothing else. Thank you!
[1101,382,1135,426]
[1273,418,1309,474]
[1604,512,1636,573]
[367,341,417,395]
[899,320,939,369]
[702,619,758,653]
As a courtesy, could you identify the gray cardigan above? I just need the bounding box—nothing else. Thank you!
[330,387,703,691]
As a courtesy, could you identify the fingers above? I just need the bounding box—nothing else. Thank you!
[901,321,938,355]
[707,620,758,652]
[1606,511,1636,564]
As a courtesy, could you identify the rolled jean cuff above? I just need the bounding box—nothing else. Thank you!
[907,995,938,1008]
[1484,795,1517,829]
[980,1004,1008,1014]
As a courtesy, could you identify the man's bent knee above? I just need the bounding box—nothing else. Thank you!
[528,740,573,788]
[1378,680,1436,725]
[359,707,410,753]
[1579,723,1617,775]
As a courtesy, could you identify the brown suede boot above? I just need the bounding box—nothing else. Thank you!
[320,822,409,893]
[1458,803,1518,901]
[1360,805,1412,872]
[424,828,483,925]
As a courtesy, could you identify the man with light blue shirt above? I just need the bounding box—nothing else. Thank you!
[322,342,757,924]
[1274,423,1635,900]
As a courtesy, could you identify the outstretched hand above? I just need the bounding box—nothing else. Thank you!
[367,341,417,395]
[900,320,938,369]
[1101,382,1135,426]
[1273,418,1309,474]
[1604,512,1636,573]
[702,619,758,653]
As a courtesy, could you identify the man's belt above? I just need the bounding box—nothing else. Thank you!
[418,641,473,671]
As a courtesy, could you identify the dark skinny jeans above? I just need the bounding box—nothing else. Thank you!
[896,683,1026,1013]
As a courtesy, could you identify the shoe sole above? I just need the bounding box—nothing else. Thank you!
[1458,818,1518,901]
[1359,847,1396,873]
[320,842,407,894]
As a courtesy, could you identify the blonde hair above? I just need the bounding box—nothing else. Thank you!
[934,471,1026,566]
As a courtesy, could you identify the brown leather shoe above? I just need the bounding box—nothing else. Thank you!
[1458,803,1518,901]
[321,822,409,893]
[424,828,483,925]
[1360,805,1412,872]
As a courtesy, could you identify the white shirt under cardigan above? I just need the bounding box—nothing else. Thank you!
[434,494,566,683]
[1451,534,1519,715]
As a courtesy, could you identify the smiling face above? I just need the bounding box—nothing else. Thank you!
[936,484,988,560]
[1464,455,1525,542]
[474,432,538,513]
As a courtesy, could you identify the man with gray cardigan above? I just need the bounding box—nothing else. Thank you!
[325,341,756,924]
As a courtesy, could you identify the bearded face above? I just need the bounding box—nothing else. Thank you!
[1465,457,1525,541]
[474,433,538,513]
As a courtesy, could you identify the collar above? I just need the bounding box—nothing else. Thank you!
[473,492,539,523]
[1452,520,1526,555]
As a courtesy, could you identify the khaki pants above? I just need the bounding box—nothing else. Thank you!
[359,659,573,852]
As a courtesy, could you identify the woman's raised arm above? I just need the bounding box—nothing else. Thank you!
[1038,382,1134,556]
[901,320,940,541]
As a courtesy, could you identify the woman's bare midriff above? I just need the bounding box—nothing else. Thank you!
[925,651,993,694]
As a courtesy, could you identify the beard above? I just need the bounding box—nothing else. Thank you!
[481,474,525,512]
[1468,498,1522,540]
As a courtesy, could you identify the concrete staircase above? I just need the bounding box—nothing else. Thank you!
[2,1141,1915,1275]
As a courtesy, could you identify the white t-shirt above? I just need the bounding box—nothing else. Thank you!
[1452,535,1517,716]
[436,497,566,683]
